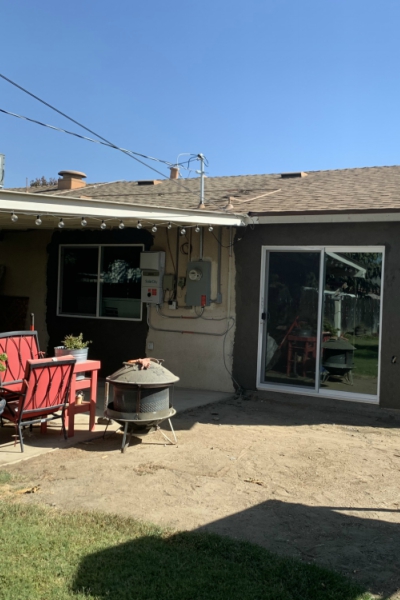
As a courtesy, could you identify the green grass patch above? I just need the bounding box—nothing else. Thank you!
[351,337,379,378]
[0,469,11,485]
[0,501,373,600]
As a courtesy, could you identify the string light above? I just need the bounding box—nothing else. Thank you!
[119,220,125,230]
[195,225,200,233]
[151,225,158,233]
[58,218,65,228]
[167,222,172,229]
[11,212,18,222]
[35,215,42,226]
[81,217,87,227]
[100,220,107,230]
[208,225,213,232]
[137,221,143,229]
[180,227,186,235]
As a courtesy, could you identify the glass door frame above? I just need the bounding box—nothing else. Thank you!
[256,245,385,404]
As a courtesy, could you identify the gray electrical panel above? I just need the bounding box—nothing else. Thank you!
[185,260,211,307]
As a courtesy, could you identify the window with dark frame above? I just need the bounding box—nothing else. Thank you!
[58,245,144,320]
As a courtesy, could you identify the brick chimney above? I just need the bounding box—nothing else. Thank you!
[58,170,87,190]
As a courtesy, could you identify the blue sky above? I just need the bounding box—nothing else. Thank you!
[1,0,400,187]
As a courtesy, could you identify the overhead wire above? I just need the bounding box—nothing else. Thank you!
[0,74,248,215]
[0,73,209,201]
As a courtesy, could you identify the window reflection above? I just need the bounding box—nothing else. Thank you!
[100,247,142,319]
[265,252,320,388]
[321,252,382,396]
[59,245,143,320]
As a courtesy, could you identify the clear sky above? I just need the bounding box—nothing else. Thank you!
[1,0,400,187]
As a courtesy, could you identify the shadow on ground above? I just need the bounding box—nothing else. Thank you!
[72,527,370,600]
[170,391,400,432]
[194,499,400,598]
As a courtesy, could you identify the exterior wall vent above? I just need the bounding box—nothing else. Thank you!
[58,170,87,190]
[280,172,308,179]
[137,180,162,186]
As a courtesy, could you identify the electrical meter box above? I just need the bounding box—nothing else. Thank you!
[185,260,211,307]
[140,251,165,304]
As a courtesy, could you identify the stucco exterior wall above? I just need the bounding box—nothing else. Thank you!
[147,227,236,392]
[233,222,400,409]
[0,226,236,392]
[0,230,51,348]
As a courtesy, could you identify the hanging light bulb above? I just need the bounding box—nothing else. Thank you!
[151,225,158,233]
[11,212,18,223]
[167,222,172,229]
[119,220,125,230]
[58,218,65,229]
[180,227,186,235]
[195,225,200,233]
[81,217,87,227]
[208,225,213,232]
[35,215,42,226]
[137,221,143,229]
[100,220,107,230]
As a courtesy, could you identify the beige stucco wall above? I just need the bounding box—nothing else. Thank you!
[147,227,236,392]
[0,230,51,348]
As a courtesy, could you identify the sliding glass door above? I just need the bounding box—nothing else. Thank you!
[258,247,383,402]
[262,251,322,390]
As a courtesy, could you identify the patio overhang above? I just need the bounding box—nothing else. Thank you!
[0,189,248,229]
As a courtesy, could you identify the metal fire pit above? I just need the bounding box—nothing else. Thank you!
[322,339,356,384]
[103,358,179,453]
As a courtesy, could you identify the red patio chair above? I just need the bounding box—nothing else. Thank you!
[0,331,44,398]
[1,355,76,452]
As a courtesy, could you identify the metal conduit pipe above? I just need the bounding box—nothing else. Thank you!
[199,226,204,260]
[156,305,203,319]
[215,227,222,303]
[148,304,234,336]
[175,226,180,299]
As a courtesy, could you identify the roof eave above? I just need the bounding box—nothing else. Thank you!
[251,209,400,225]
[0,189,248,227]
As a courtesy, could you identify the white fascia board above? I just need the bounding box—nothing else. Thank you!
[252,212,400,224]
[0,189,248,227]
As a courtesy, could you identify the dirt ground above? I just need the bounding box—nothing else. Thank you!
[6,392,400,599]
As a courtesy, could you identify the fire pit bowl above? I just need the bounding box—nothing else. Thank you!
[104,358,179,452]
[322,339,356,384]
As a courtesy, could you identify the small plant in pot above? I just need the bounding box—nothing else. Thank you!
[0,353,7,377]
[54,334,92,363]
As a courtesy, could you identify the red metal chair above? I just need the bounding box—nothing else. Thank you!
[1,356,76,452]
[0,331,43,397]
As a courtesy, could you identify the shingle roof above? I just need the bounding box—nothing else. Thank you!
[10,165,400,216]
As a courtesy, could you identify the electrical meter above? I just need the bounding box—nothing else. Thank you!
[185,260,211,306]
[188,268,202,281]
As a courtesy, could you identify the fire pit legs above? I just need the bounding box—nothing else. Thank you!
[159,418,177,445]
[103,413,177,453]
[121,421,131,453]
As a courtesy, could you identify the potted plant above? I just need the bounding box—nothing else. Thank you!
[0,352,7,376]
[54,333,92,363]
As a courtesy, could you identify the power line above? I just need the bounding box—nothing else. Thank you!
[0,73,207,201]
[0,108,177,168]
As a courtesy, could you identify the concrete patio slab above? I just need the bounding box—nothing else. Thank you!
[0,384,233,467]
